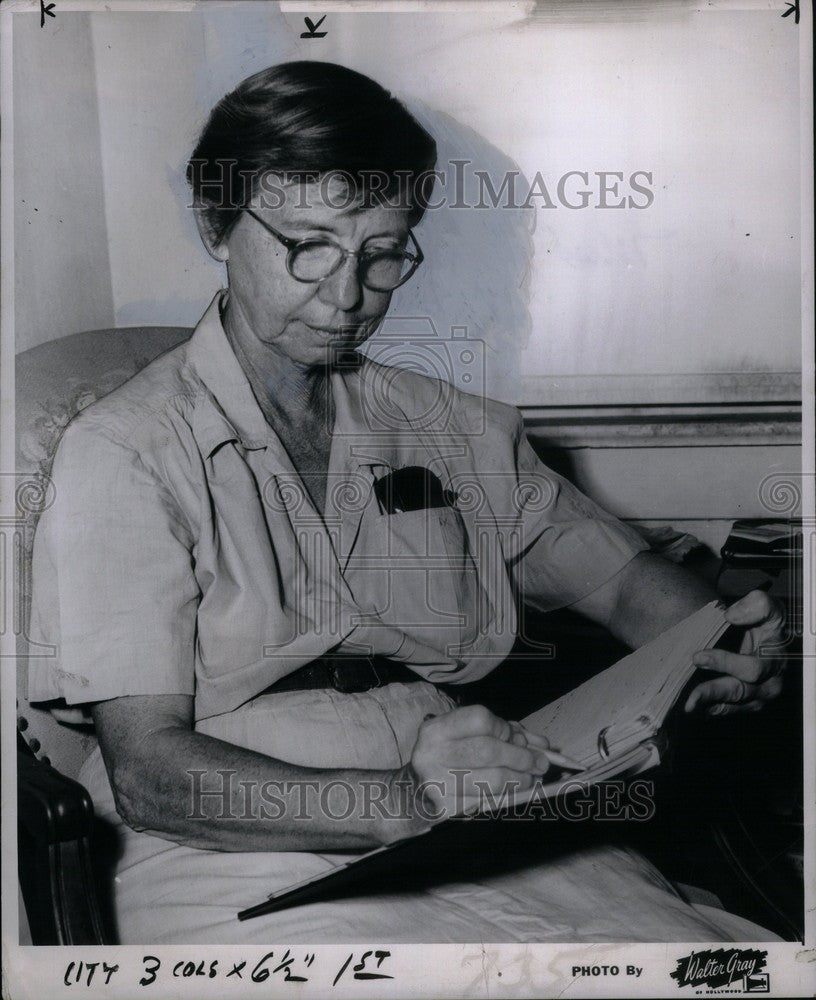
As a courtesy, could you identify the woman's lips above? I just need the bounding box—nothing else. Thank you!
[306,324,364,341]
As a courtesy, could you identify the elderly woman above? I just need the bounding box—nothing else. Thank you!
[29,61,785,944]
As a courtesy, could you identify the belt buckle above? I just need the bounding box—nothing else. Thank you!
[330,658,381,694]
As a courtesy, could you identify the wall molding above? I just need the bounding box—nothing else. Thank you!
[519,371,801,407]
[520,400,802,448]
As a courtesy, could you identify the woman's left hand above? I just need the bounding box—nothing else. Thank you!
[684,590,787,716]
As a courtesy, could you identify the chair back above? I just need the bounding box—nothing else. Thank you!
[15,327,192,779]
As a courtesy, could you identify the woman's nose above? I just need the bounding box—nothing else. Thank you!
[318,256,364,312]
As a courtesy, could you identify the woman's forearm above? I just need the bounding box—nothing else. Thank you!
[92,698,428,852]
[609,551,718,648]
[570,551,718,649]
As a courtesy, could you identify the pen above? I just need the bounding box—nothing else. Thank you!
[427,715,585,772]
[543,750,585,772]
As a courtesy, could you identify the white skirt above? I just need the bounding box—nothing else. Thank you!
[79,681,778,944]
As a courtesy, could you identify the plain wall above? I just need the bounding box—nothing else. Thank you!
[319,5,802,384]
[13,11,115,352]
[11,2,802,405]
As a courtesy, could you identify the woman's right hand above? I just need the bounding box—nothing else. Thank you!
[407,705,553,820]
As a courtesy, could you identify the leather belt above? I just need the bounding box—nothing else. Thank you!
[264,655,426,696]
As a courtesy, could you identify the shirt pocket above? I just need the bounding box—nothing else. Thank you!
[344,505,482,656]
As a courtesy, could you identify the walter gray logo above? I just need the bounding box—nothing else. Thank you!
[670,948,768,991]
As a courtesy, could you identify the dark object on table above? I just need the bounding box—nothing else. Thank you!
[718,519,802,599]
[720,519,802,564]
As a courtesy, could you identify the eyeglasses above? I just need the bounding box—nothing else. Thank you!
[244,209,424,292]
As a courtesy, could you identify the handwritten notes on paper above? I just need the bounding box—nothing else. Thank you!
[60,950,393,990]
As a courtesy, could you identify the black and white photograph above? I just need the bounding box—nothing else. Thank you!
[1,1,813,997]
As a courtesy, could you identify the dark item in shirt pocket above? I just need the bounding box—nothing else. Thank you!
[373,466,459,514]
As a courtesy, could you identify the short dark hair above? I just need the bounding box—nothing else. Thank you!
[187,61,438,246]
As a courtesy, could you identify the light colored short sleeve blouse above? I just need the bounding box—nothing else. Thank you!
[28,293,649,721]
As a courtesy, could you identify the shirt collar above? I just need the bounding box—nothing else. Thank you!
[186,291,277,457]
[340,361,451,474]
[185,291,447,477]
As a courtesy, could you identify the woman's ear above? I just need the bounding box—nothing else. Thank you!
[193,205,230,263]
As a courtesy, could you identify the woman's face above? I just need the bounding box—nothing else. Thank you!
[213,177,411,368]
